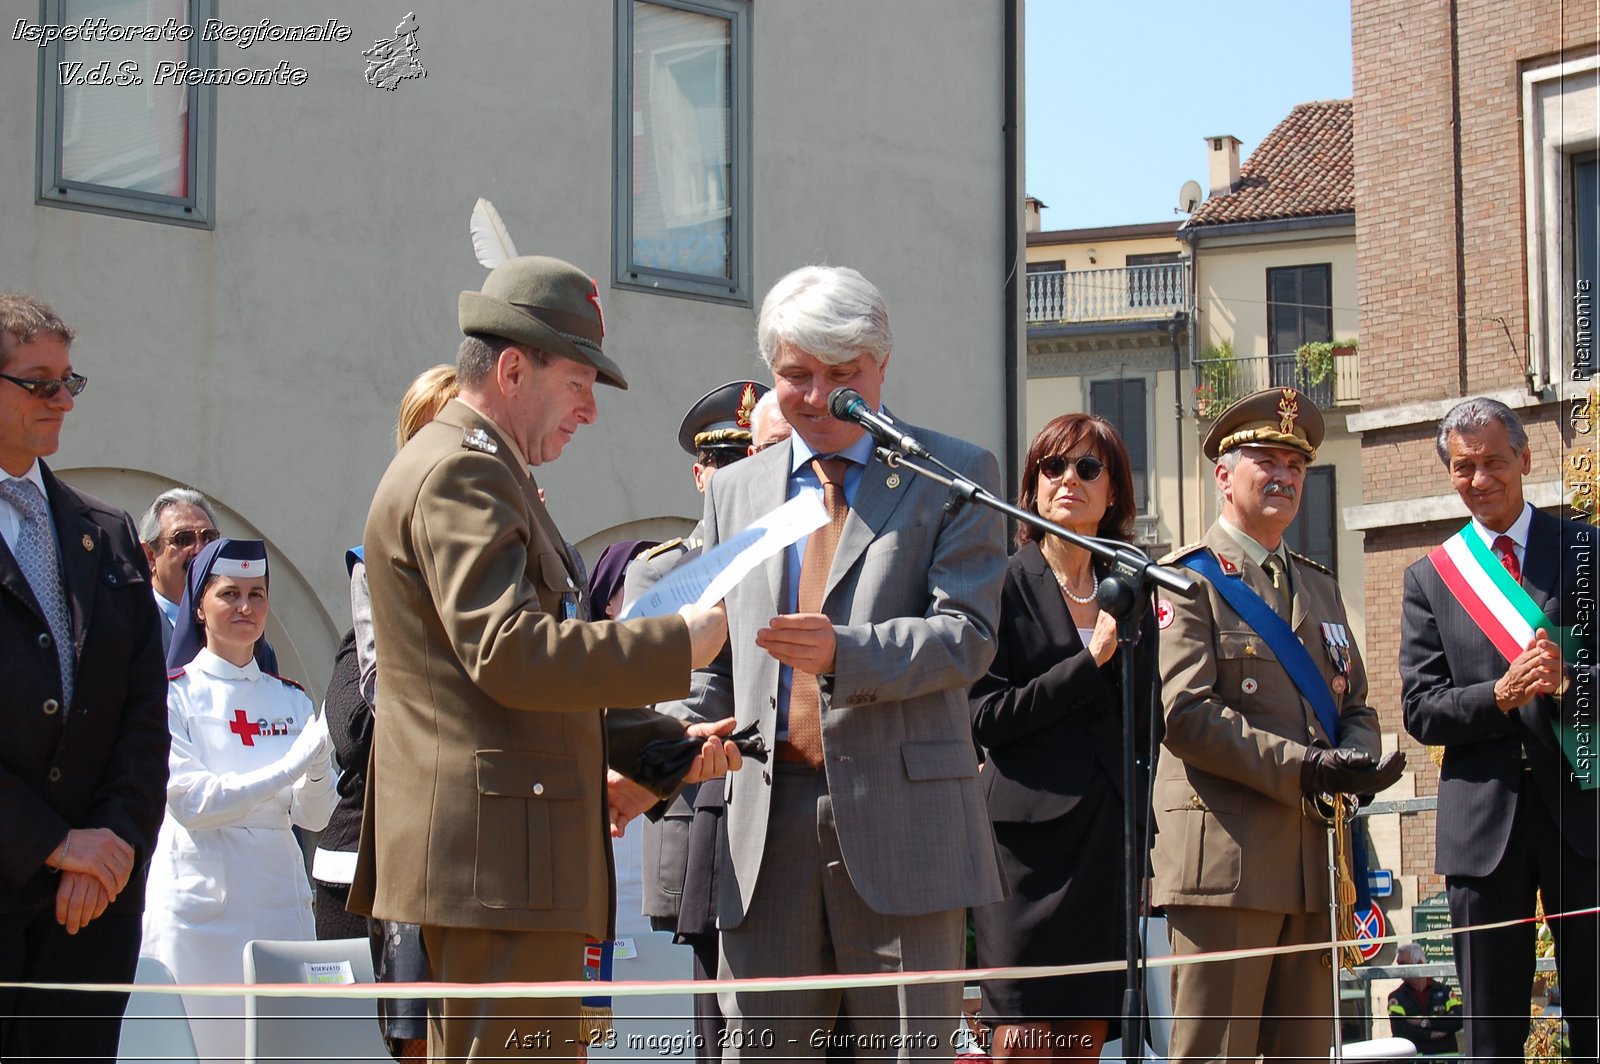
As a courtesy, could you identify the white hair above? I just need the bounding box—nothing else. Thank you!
[1436,397,1529,465]
[756,265,892,368]
[1396,943,1426,965]
[138,488,218,545]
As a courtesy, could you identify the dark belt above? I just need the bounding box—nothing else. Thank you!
[774,740,821,770]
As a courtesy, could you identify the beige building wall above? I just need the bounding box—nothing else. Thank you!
[1026,234,1185,272]
[1193,228,1360,355]
[0,0,1016,697]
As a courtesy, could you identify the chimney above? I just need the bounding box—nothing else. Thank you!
[1205,135,1242,197]
[1024,195,1046,233]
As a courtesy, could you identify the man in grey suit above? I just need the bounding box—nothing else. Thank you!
[664,265,1008,1058]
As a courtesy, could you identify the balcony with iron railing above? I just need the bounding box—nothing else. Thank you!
[1191,348,1361,416]
[1026,262,1188,325]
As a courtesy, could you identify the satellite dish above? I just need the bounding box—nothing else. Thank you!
[1177,180,1203,214]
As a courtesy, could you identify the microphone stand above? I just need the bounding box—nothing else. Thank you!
[870,444,1196,1064]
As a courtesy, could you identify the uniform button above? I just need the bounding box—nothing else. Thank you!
[531,783,545,796]
[47,767,62,782]
[42,699,59,715]
[107,573,119,586]
[37,633,52,649]
[1189,795,1203,808]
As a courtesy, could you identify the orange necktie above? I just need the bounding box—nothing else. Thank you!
[785,457,849,769]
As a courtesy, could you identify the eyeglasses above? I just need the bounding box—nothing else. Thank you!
[163,528,221,551]
[1039,454,1105,482]
[0,371,88,400]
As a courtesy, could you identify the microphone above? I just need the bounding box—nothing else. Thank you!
[828,388,931,458]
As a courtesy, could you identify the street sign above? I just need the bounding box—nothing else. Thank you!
[1354,904,1386,962]
[1412,899,1455,966]
[1366,869,1394,897]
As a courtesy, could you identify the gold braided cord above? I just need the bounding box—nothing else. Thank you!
[1304,791,1365,972]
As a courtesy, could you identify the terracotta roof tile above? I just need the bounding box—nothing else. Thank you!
[1185,100,1353,228]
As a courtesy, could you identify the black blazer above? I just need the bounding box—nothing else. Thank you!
[0,463,170,914]
[971,541,1159,826]
[1401,506,1599,877]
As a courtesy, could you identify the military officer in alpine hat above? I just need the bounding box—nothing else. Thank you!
[1151,386,1405,1062]
[353,255,741,1061]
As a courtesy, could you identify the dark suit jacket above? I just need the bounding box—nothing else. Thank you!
[970,541,1159,827]
[1401,506,1599,876]
[0,463,170,915]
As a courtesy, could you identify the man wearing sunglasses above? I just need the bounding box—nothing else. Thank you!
[0,293,170,1063]
[137,489,220,652]
[135,488,281,674]
[1151,387,1403,1062]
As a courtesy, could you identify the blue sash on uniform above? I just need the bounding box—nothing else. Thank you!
[1180,548,1373,908]
[1180,550,1341,743]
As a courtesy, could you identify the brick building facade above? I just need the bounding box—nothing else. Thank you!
[1350,0,1598,903]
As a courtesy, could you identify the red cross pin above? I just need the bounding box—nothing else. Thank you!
[229,709,260,747]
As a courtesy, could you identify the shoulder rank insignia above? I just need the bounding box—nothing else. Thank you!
[640,537,685,561]
[1287,549,1331,576]
[1158,541,1206,566]
[463,427,498,454]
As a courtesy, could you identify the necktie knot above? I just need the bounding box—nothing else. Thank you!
[1262,554,1290,615]
[0,478,48,521]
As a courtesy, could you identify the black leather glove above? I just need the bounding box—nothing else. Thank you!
[1300,744,1406,797]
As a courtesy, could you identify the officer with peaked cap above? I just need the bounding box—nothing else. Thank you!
[351,255,741,1061]
[627,380,769,594]
[1151,387,1404,1062]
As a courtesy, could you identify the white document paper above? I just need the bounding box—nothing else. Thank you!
[620,493,829,619]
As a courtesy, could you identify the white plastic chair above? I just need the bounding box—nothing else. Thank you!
[116,955,201,1064]
[242,937,391,1064]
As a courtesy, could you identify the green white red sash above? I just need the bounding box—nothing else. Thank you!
[1428,524,1595,789]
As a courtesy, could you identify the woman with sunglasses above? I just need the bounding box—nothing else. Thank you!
[970,414,1158,1060]
[140,538,335,1064]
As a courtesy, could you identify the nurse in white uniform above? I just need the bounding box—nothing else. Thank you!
[140,538,334,1064]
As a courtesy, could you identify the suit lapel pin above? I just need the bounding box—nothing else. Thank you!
[885,473,901,489]
[1242,677,1259,694]
[81,534,93,552]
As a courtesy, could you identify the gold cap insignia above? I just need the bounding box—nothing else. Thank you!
[1277,389,1299,434]
[736,383,759,430]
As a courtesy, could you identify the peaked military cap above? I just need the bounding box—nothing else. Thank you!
[1203,386,1324,461]
[678,380,768,457]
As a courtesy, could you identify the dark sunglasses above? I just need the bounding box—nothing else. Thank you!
[1039,454,1105,482]
[164,528,221,550]
[0,371,88,400]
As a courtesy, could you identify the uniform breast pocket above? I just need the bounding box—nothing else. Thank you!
[1165,786,1244,895]
[474,750,583,910]
[1216,629,1276,698]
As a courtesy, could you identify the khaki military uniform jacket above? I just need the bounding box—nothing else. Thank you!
[1150,520,1381,914]
[350,400,691,938]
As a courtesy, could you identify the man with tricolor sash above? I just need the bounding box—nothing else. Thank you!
[1151,387,1405,1062]
[1400,397,1597,1063]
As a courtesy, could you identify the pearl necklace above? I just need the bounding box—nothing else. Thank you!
[1053,568,1098,605]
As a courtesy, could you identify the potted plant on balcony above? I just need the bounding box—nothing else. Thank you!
[1194,339,1237,418]
[1295,337,1356,391]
